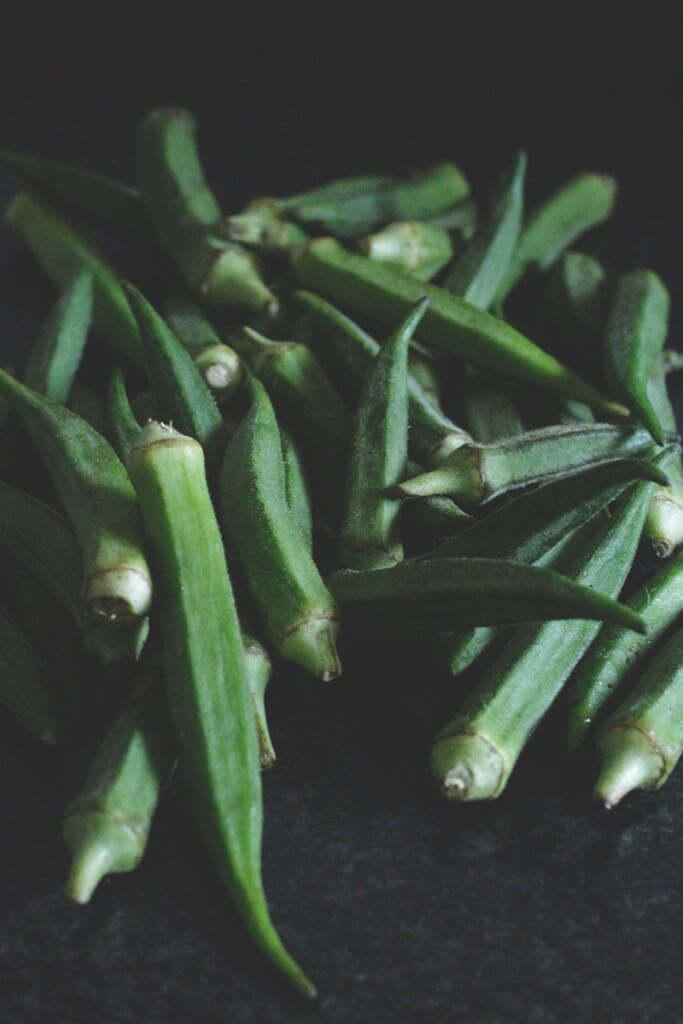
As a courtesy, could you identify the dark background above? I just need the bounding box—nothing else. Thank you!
[1,4,682,1022]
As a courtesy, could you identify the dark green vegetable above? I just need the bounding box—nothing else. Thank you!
[162,296,244,402]
[359,221,454,281]
[107,368,143,463]
[25,270,93,403]
[644,358,683,556]
[243,629,276,769]
[0,604,58,744]
[545,251,607,356]
[280,427,313,553]
[68,382,108,436]
[461,366,524,443]
[223,198,308,251]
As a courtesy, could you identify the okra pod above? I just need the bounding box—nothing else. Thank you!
[644,357,683,556]
[0,604,58,744]
[107,368,143,463]
[545,251,607,357]
[224,198,308,251]
[68,382,108,436]
[292,239,623,415]
[359,221,454,281]
[280,427,313,553]
[461,366,524,443]
[243,629,276,769]
[24,270,93,403]
[220,379,341,680]
[161,296,244,402]
[127,421,314,997]
[407,350,443,405]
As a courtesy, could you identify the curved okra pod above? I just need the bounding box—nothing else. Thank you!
[604,270,670,443]
[644,358,683,556]
[594,623,683,807]
[495,173,617,304]
[444,151,526,310]
[161,296,244,402]
[280,427,313,553]
[340,298,429,570]
[107,368,143,463]
[138,108,276,315]
[64,653,176,902]
[220,379,341,680]
[124,284,225,481]
[0,604,58,744]
[25,270,93,403]
[292,290,471,466]
[359,221,454,281]
[5,193,143,367]
[0,371,152,626]
[430,476,655,801]
[327,556,645,635]
[127,421,314,998]
[398,423,653,503]
[292,239,624,415]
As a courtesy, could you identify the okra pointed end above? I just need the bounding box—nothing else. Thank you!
[594,725,665,808]
[65,841,115,904]
[279,614,342,681]
[431,731,506,802]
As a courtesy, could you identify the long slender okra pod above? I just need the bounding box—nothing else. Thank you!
[644,358,683,555]
[107,368,143,463]
[594,624,683,807]
[138,108,276,315]
[604,270,670,443]
[444,151,526,309]
[340,298,429,570]
[0,371,152,625]
[359,221,454,280]
[220,379,341,680]
[398,423,653,503]
[127,421,314,997]
[292,290,471,466]
[0,604,58,744]
[124,284,225,480]
[162,296,244,402]
[64,653,176,902]
[292,239,624,415]
[25,270,93,403]
[496,173,617,303]
[430,477,655,801]
[280,427,313,553]
[5,193,143,367]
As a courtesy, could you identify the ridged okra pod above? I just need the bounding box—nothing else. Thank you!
[292,239,623,415]
[0,371,152,626]
[340,298,429,570]
[644,358,683,555]
[25,269,93,403]
[359,221,453,281]
[127,421,315,998]
[220,379,341,680]
[0,604,59,744]
[162,295,244,402]
[461,365,524,444]
[280,427,313,553]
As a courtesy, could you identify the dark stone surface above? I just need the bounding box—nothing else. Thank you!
[1,8,682,1022]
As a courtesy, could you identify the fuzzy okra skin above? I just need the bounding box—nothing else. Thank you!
[25,269,93,403]
[0,370,152,625]
[220,379,341,680]
[604,270,670,444]
[430,477,655,801]
[162,295,244,402]
[127,421,315,999]
[292,239,623,415]
[292,290,471,466]
[5,193,143,367]
[339,298,429,570]
[107,368,143,463]
[280,427,314,553]
[461,366,524,443]
[398,423,653,503]
[359,220,454,281]
[138,108,276,315]
[644,358,683,556]
[0,604,59,744]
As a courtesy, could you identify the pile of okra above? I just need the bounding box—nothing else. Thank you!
[1,109,682,998]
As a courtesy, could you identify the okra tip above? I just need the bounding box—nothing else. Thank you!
[594,725,665,808]
[280,614,342,681]
[430,731,506,802]
[65,841,115,904]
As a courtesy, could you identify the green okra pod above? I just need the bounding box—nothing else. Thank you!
[461,366,524,443]
[5,193,143,367]
[359,221,454,281]
[220,379,341,680]
[161,295,244,402]
[127,421,314,998]
[292,290,471,466]
[0,604,58,744]
[339,298,429,570]
[407,350,443,405]
[398,423,653,503]
[292,239,624,415]
[430,477,655,801]
[107,368,143,463]
[242,629,276,769]
[604,270,670,443]
[138,108,276,315]
[545,251,607,357]
[25,270,93,403]
[496,173,617,303]
[444,151,526,310]
[644,357,683,556]
[0,371,152,626]
[224,198,308,251]
[68,382,108,436]
[280,427,313,553]
[594,623,683,807]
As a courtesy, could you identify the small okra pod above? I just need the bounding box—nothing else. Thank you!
[444,151,526,310]
[430,477,655,801]
[291,290,471,466]
[107,368,143,463]
[604,270,670,443]
[242,629,276,769]
[545,251,607,358]
[161,295,244,402]
[127,421,314,998]
[24,269,93,403]
[224,198,308,251]
[0,604,58,744]
[358,221,454,281]
[644,358,683,556]
[398,423,654,504]
[593,623,683,807]
[339,298,429,570]
[5,193,143,367]
[461,366,524,443]
[280,427,314,553]
[496,173,617,303]
[327,556,645,636]
[220,379,341,680]
[0,370,152,626]
[292,239,624,415]
[64,653,176,903]
[124,284,225,481]
[138,108,276,315]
